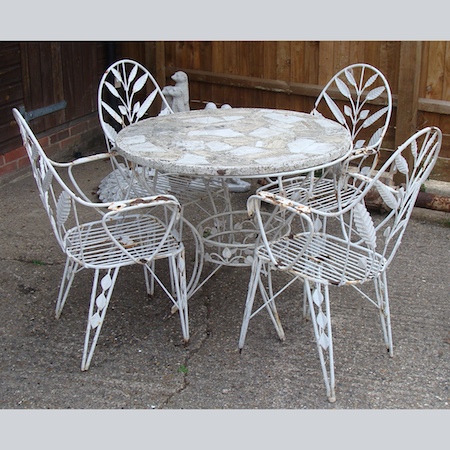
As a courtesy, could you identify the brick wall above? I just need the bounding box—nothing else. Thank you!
[0,114,105,181]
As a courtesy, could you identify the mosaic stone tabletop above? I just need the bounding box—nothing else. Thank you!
[115,108,352,178]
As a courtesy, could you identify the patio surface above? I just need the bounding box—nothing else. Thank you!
[1,156,449,411]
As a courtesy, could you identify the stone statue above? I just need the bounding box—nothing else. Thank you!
[160,71,190,114]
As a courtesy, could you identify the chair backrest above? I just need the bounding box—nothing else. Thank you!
[364,126,442,268]
[13,108,89,251]
[312,63,392,171]
[98,59,173,151]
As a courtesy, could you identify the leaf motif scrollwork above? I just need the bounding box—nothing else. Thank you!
[353,202,377,249]
[395,153,409,175]
[56,191,71,226]
[375,181,398,210]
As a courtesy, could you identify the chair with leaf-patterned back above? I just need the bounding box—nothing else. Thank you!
[97,58,172,201]
[13,107,190,371]
[97,59,227,217]
[239,126,441,402]
[257,63,393,213]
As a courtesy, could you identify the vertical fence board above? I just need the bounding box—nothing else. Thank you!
[426,41,445,100]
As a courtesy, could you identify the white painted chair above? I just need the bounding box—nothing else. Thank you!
[13,107,190,371]
[258,63,393,212]
[239,126,442,402]
[97,59,228,216]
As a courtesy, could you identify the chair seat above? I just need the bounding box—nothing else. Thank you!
[261,176,362,213]
[257,232,386,285]
[65,215,182,269]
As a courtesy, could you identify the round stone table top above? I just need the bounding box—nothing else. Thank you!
[115,107,352,178]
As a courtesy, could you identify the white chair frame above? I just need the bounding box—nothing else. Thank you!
[13,107,190,371]
[258,63,393,212]
[97,58,228,219]
[239,126,442,402]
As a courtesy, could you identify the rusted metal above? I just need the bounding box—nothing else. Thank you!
[415,191,450,212]
[366,187,450,213]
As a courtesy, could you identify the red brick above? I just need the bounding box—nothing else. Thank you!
[60,135,82,149]
[0,162,18,177]
[17,156,31,170]
[70,122,88,136]
[50,129,69,144]
[38,136,50,147]
[3,146,27,164]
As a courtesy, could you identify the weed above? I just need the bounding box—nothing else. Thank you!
[177,364,188,374]
[31,259,46,266]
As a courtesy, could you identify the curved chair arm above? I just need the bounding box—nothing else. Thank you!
[247,192,315,270]
[50,152,117,207]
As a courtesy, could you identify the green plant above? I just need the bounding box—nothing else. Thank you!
[177,364,188,374]
[31,259,46,266]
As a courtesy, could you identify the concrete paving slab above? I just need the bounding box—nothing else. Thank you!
[1,157,449,411]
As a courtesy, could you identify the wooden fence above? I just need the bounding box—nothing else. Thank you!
[128,41,450,181]
[2,41,450,181]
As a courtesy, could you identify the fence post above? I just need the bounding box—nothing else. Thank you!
[394,41,423,183]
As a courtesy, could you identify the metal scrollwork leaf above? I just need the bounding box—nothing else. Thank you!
[132,73,148,94]
[353,202,377,249]
[343,105,352,117]
[103,122,118,144]
[318,332,330,350]
[362,106,389,129]
[137,90,158,119]
[312,288,324,306]
[101,273,113,291]
[90,312,101,329]
[104,80,121,99]
[367,127,383,148]
[56,191,71,226]
[42,170,53,193]
[118,105,128,117]
[395,153,409,175]
[316,310,328,328]
[128,65,138,84]
[375,181,398,210]
[31,144,39,161]
[111,68,123,85]
[365,86,385,101]
[411,139,418,159]
[96,293,107,310]
[314,218,323,232]
[335,77,351,99]
[359,109,370,120]
[323,93,346,125]
[344,69,357,87]
[102,101,124,125]
[363,73,379,89]
[132,101,141,116]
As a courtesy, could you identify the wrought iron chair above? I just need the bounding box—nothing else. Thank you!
[239,126,442,402]
[97,58,227,217]
[257,63,393,213]
[13,107,190,371]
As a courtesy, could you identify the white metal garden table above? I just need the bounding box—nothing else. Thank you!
[115,107,353,292]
